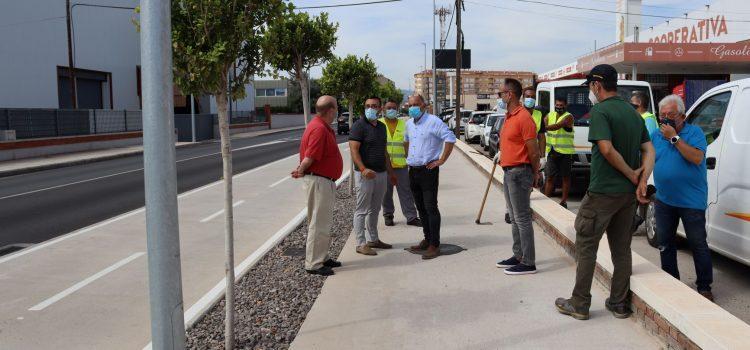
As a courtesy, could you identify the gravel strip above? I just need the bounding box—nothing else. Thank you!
[187,181,355,349]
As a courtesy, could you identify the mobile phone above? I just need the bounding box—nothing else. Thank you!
[646,184,657,198]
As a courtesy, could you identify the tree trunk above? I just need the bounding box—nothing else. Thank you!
[348,100,355,195]
[216,79,235,350]
[300,75,310,127]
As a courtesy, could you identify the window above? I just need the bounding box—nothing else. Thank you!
[687,91,731,146]
[538,90,551,112]
[256,89,266,97]
[275,88,287,97]
[57,66,111,109]
[554,85,651,126]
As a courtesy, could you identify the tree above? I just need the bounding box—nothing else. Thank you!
[377,80,404,108]
[263,10,338,126]
[320,54,378,193]
[170,1,285,348]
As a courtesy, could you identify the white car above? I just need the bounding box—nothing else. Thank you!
[447,109,473,134]
[465,111,494,143]
[480,113,502,150]
[644,78,750,266]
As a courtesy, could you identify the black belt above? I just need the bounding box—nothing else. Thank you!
[305,172,336,182]
[502,163,531,172]
[409,160,438,170]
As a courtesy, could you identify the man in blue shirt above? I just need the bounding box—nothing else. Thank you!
[653,94,714,301]
[404,94,456,259]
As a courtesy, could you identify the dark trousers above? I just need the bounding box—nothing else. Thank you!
[409,166,441,246]
[655,201,713,292]
[571,192,637,311]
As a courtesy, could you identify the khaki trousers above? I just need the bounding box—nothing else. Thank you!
[304,175,335,270]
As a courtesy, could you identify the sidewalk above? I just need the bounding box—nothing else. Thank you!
[292,152,661,349]
[0,125,305,177]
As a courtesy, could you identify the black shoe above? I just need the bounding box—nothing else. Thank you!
[323,259,342,268]
[504,212,511,224]
[632,215,644,232]
[560,201,568,209]
[384,216,395,226]
[407,218,423,227]
[504,263,537,275]
[555,298,590,320]
[306,266,334,276]
[605,298,633,319]
[496,256,521,268]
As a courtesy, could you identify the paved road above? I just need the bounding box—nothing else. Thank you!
[0,129,347,248]
[468,142,750,324]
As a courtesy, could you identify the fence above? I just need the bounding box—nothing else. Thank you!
[0,109,264,141]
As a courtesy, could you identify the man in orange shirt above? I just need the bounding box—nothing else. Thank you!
[495,78,541,275]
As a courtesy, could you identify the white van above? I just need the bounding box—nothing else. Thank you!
[644,78,750,266]
[536,79,655,179]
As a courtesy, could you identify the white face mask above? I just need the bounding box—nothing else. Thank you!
[588,90,599,105]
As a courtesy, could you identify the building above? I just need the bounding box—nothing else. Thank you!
[539,0,750,109]
[414,70,535,111]
[253,80,290,108]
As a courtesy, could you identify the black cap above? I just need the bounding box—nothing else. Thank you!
[582,64,618,86]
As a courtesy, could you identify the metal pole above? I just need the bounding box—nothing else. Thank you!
[140,0,186,348]
[190,94,196,142]
[454,0,462,138]
[66,0,77,108]
[432,0,439,114]
[632,26,639,80]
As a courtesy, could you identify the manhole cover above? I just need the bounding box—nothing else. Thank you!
[404,244,466,256]
[282,247,305,257]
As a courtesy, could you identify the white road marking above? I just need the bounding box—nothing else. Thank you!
[200,200,245,223]
[269,176,290,188]
[28,252,144,311]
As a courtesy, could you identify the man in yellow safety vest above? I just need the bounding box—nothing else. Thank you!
[631,90,659,136]
[523,87,546,153]
[380,100,421,227]
[544,96,575,208]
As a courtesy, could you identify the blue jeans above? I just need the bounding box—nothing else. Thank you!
[655,201,713,292]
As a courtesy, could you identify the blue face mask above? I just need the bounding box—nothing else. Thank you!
[408,106,423,118]
[385,109,399,119]
[523,98,536,109]
[496,99,507,110]
[365,108,378,121]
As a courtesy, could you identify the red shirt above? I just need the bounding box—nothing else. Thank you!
[299,116,343,180]
[499,105,537,167]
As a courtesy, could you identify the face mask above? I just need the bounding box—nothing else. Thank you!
[497,98,507,110]
[555,107,566,114]
[385,109,399,119]
[523,98,536,109]
[365,108,378,121]
[588,90,599,105]
[408,106,422,118]
[660,118,676,128]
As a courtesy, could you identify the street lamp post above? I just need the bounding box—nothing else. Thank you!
[421,42,429,108]
[432,0,439,114]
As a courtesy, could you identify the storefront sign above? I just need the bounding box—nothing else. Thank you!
[624,42,750,62]
[648,15,729,44]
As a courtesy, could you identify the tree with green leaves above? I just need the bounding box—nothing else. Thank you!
[262,10,338,126]
[320,54,378,193]
[170,1,285,348]
[377,80,404,109]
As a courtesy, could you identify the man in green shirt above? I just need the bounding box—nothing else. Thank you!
[555,64,655,320]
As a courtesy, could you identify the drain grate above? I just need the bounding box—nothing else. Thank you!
[0,244,32,257]
[282,247,305,257]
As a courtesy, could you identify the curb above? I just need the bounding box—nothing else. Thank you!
[0,126,306,178]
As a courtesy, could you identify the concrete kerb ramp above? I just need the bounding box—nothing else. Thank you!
[455,139,750,350]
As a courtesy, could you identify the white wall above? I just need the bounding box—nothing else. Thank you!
[209,83,256,114]
[0,0,141,109]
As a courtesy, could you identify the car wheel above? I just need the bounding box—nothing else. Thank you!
[645,201,658,248]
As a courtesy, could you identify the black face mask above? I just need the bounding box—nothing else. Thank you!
[630,103,640,110]
[555,107,566,114]
[660,118,677,128]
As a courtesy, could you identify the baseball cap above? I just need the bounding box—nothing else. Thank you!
[582,64,618,86]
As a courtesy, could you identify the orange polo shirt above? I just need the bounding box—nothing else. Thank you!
[499,105,537,167]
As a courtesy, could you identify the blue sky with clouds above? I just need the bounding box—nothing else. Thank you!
[300,0,713,88]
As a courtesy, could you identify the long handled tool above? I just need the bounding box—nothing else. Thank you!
[475,160,498,224]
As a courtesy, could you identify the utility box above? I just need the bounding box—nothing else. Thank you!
[0,130,16,141]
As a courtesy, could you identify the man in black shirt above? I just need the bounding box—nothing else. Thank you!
[349,97,397,256]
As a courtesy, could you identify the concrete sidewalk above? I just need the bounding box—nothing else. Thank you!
[0,125,305,177]
[292,152,661,349]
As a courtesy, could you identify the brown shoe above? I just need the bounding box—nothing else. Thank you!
[408,240,429,251]
[367,240,393,249]
[699,290,715,302]
[356,245,377,256]
[422,245,441,260]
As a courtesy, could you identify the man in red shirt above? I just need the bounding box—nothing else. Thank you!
[292,95,344,276]
[495,78,541,275]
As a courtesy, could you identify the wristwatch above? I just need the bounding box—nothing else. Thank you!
[670,135,681,145]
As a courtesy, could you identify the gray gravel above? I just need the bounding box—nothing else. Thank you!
[187,181,355,349]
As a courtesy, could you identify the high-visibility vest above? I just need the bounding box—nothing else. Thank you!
[545,111,575,155]
[641,111,658,134]
[531,109,543,133]
[379,118,408,168]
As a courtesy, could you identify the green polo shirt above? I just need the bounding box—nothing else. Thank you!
[588,95,650,193]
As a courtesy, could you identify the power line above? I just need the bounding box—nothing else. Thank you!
[296,0,402,9]
[511,0,750,23]
[465,1,613,26]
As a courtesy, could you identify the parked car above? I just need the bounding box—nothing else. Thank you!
[480,113,502,150]
[643,78,750,267]
[487,114,506,158]
[447,109,473,134]
[337,112,359,135]
[466,111,494,143]
[535,79,655,183]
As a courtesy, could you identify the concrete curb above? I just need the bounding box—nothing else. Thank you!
[454,140,750,350]
[0,126,306,178]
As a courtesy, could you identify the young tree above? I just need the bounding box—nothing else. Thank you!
[170,1,285,348]
[263,10,338,126]
[320,54,378,193]
[377,80,404,107]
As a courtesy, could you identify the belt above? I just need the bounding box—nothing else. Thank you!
[502,163,531,172]
[409,160,438,169]
[305,172,336,182]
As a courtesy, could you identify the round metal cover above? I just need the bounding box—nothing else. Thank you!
[404,244,466,256]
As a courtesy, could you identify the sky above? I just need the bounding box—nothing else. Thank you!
[301,0,717,89]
